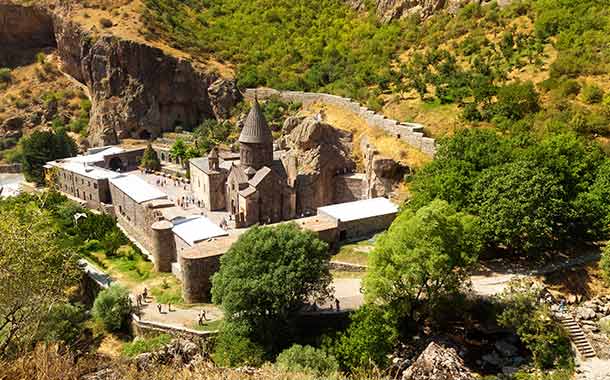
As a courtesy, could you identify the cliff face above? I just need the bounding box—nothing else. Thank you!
[0,3,55,66]
[346,0,473,22]
[1,3,234,146]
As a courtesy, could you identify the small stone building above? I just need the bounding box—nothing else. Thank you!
[317,197,398,241]
[190,148,231,211]
[109,174,171,252]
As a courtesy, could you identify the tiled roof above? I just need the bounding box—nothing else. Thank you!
[239,100,273,144]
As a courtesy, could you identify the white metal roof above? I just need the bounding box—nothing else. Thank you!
[48,160,120,180]
[172,216,229,247]
[68,146,125,164]
[317,197,398,222]
[109,175,167,204]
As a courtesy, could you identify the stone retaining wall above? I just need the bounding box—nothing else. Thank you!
[0,163,21,173]
[245,88,437,156]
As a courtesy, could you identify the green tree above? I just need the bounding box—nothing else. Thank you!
[331,305,398,371]
[471,161,567,254]
[211,223,332,354]
[497,279,573,370]
[365,200,481,322]
[92,285,132,332]
[140,143,161,171]
[21,130,78,185]
[276,344,339,376]
[0,197,80,357]
[489,81,539,121]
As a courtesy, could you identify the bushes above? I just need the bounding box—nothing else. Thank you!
[497,280,573,370]
[212,322,265,367]
[582,84,604,104]
[99,18,113,28]
[92,285,132,332]
[36,303,87,347]
[0,67,11,83]
[122,334,172,357]
[276,344,339,377]
[600,245,610,285]
[331,305,398,371]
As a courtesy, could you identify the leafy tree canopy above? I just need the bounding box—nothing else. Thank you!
[364,200,481,322]
[21,129,77,185]
[212,223,332,353]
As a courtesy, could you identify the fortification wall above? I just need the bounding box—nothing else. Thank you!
[244,88,437,156]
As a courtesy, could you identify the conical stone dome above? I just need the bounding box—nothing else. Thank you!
[239,100,273,144]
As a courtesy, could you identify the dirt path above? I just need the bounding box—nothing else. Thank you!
[576,358,610,380]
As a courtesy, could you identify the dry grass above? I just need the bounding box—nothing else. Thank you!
[299,101,431,170]
[1,344,388,380]
[542,262,610,301]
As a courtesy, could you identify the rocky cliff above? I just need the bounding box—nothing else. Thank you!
[0,3,55,66]
[1,2,239,146]
[346,0,499,22]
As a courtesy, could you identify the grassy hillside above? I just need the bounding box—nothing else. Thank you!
[140,0,610,143]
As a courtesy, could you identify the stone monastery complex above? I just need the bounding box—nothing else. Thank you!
[45,100,399,303]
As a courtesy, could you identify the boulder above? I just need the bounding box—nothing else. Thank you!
[494,340,518,357]
[0,116,24,139]
[402,342,475,380]
[577,306,597,321]
[208,78,242,119]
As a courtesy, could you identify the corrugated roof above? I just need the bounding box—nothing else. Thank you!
[239,100,273,144]
[109,175,167,204]
[172,216,229,247]
[317,197,398,222]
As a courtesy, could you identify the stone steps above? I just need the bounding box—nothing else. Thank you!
[559,315,597,360]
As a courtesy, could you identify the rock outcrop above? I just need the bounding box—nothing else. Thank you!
[53,17,219,145]
[1,2,237,146]
[208,78,242,119]
[280,116,356,214]
[402,342,475,380]
[0,3,55,66]
[345,0,511,22]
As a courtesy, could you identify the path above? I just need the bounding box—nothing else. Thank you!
[470,251,601,297]
[576,358,610,380]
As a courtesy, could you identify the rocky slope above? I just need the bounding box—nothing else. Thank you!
[0,2,239,146]
[345,0,511,22]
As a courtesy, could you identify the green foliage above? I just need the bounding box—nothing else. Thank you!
[211,223,331,354]
[600,244,610,285]
[0,195,81,357]
[0,68,11,83]
[122,334,172,357]
[21,129,78,185]
[497,280,573,370]
[92,285,132,332]
[142,0,404,100]
[410,129,609,256]
[36,303,87,347]
[212,321,265,367]
[365,200,480,321]
[193,119,238,153]
[488,81,540,121]
[331,305,398,371]
[582,84,604,104]
[275,344,339,377]
[140,142,161,171]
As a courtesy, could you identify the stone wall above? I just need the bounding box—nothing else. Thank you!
[333,173,366,204]
[331,213,397,241]
[245,88,437,156]
[53,167,111,211]
[109,185,159,253]
[0,163,21,173]
[180,254,222,304]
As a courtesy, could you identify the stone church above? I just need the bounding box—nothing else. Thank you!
[191,100,297,227]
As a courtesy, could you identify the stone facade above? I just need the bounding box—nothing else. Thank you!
[180,253,222,304]
[52,167,113,210]
[190,151,229,211]
[333,173,366,203]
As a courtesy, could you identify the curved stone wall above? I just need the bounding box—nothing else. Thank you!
[244,88,437,156]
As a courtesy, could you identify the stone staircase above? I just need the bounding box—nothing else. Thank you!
[559,314,597,360]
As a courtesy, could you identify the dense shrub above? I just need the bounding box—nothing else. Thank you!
[582,84,604,104]
[331,305,398,371]
[275,344,339,376]
[122,334,172,357]
[36,303,87,347]
[92,285,132,332]
[0,67,11,83]
[212,321,265,367]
